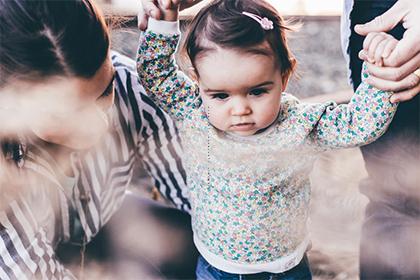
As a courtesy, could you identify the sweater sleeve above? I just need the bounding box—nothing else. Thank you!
[309,63,398,148]
[137,18,200,122]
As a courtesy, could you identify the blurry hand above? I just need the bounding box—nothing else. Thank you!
[138,0,202,30]
[354,0,420,102]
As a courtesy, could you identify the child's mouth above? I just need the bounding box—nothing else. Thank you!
[231,123,255,131]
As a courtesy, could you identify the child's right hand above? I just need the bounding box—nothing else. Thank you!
[358,32,398,67]
[158,0,181,21]
[138,0,201,30]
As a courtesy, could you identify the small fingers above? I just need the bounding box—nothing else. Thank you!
[359,49,368,61]
[382,38,398,59]
[374,39,388,66]
[363,32,377,53]
[367,33,386,62]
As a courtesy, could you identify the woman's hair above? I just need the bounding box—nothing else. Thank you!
[181,0,296,83]
[0,0,110,164]
[0,0,109,87]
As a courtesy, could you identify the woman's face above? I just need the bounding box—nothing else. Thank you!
[1,56,115,150]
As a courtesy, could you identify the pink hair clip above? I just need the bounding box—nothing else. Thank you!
[242,11,274,30]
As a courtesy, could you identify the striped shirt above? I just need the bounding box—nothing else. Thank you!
[0,52,190,279]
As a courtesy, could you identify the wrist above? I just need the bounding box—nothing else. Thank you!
[147,18,180,35]
[161,8,179,22]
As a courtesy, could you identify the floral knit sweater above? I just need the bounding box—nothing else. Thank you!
[137,20,398,273]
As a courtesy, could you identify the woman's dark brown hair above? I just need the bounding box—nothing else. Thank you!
[0,0,110,163]
[181,0,296,83]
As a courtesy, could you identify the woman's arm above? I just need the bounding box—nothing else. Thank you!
[136,96,191,212]
[1,196,76,279]
[114,60,191,212]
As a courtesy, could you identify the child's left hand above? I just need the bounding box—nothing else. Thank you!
[358,32,398,67]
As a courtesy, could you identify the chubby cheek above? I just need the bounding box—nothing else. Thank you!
[31,106,109,150]
[257,97,281,126]
[202,99,228,130]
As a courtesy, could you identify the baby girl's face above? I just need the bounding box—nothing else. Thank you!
[196,45,285,136]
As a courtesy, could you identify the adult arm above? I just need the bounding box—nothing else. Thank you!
[1,196,76,279]
[136,94,191,212]
[111,53,191,212]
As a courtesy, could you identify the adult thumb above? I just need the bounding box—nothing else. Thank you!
[354,1,404,35]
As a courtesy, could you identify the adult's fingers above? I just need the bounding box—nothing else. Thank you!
[159,0,175,9]
[390,83,420,103]
[179,0,203,11]
[367,53,420,81]
[367,70,420,92]
[137,11,149,30]
[385,30,420,67]
[137,0,161,30]
[354,0,404,35]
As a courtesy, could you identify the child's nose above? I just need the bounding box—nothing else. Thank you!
[231,99,251,116]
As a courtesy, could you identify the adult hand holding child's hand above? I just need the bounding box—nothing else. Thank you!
[355,0,420,103]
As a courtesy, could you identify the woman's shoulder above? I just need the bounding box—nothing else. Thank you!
[111,51,136,72]
[109,51,176,133]
[110,51,150,107]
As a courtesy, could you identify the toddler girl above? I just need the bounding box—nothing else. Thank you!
[137,0,398,278]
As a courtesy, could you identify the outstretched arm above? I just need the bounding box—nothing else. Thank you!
[310,62,397,148]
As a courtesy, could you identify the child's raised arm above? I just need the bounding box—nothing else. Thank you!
[137,4,200,122]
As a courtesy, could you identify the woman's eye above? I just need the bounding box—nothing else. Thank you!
[212,93,229,100]
[250,88,268,96]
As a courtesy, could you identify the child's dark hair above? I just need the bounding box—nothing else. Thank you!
[0,0,109,164]
[181,0,296,84]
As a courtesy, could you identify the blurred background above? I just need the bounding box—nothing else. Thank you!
[74,1,368,279]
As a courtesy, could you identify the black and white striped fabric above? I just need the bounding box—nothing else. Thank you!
[0,52,190,279]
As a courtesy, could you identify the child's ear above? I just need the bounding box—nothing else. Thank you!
[281,76,289,92]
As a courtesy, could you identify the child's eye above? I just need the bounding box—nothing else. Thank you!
[250,88,268,96]
[211,93,229,100]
